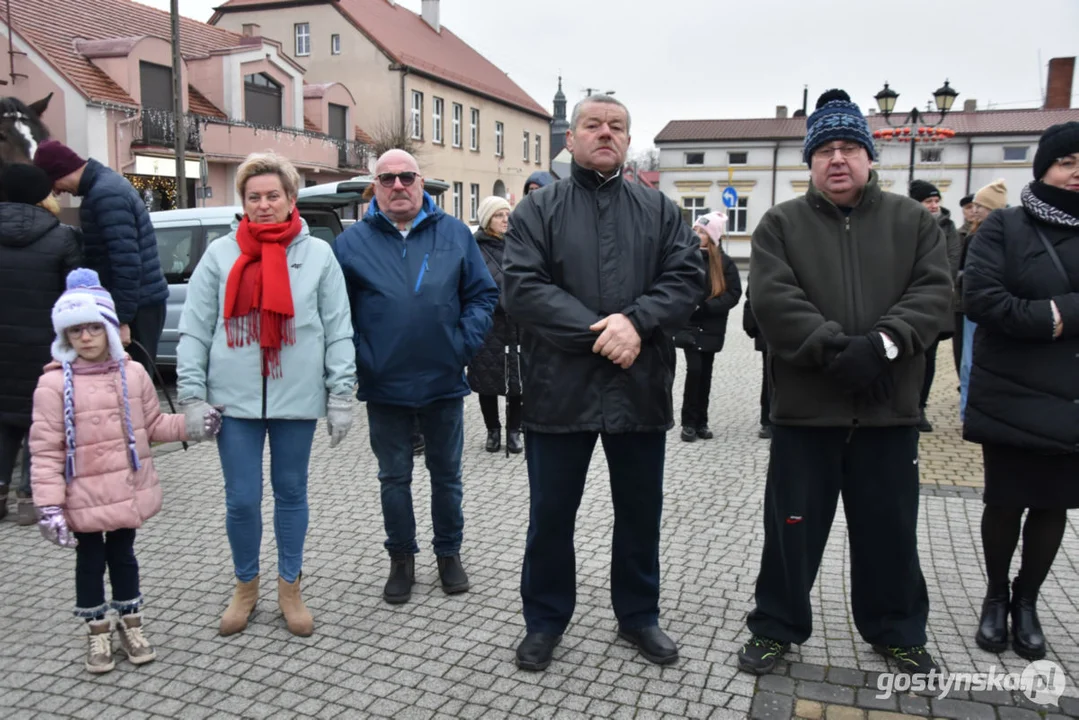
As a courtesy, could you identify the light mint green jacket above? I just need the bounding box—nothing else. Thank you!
[176,218,356,419]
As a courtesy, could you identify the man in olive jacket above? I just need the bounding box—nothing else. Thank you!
[503,94,704,672]
[738,90,951,677]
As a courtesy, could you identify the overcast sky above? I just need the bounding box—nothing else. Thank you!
[143,0,1078,154]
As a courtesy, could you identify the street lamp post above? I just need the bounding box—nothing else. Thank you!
[873,80,959,188]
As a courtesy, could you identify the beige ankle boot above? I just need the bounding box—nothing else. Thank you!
[219,576,259,636]
[116,613,156,665]
[278,573,313,637]
[85,618,114,674]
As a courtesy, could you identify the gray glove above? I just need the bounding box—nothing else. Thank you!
[326,394,353,448]
[181,398,222,442]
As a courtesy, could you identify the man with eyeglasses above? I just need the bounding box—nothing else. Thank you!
[333,149,498,605]
[738,89,951,676]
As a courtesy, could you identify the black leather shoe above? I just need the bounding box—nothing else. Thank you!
[384,553,414,604]
[975,582,1009,653]
[680,426,696,442]
[506,430,523,454]
[515,632,562,671]
[437,554,470,594]
[485,429,501,452]
[618,625,679,665]
[1011,579,1046,660]
[695,425,714,440]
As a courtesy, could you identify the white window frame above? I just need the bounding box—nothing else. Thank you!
[470,108,479,151]
[495,121,504,157]
[727,197,749,233]
[523,131,530,162]
[1003,146,1029,162]
[685,152,704,166]
[919,147,943,163]
[451,103,462,148]
[535,134,542,164]
[410,91,423,140]
[470,183,480,222]
[294,23,310,56]
[727,151,748,165]
[432,97,443,144]
[330,33,340,55]
[452,182,463,220]
[683,197,707,223]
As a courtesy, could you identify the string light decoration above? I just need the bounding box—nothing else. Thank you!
[124,173,178,211]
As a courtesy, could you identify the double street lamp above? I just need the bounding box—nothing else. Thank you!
[872,80,960,187]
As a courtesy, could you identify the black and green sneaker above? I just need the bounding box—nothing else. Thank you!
[873,644,939,674]
[737,635,790,675]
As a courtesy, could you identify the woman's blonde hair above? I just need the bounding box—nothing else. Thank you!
[235,151,301,200]
[38,193,61,217]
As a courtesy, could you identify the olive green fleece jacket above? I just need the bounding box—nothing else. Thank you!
[748,171,951,427]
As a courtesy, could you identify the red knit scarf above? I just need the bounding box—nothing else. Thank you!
[224,213,300,377]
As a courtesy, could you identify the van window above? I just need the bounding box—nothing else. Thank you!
[156,226,199,282]
[308,225,338,244]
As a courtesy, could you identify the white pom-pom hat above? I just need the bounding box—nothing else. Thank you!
[51,268,125,363]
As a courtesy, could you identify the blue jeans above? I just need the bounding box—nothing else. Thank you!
[367,399,464,556]
[960,316,977,421]
[217,418,316,583]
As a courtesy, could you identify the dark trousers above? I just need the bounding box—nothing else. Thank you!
[0,423,29,494]
[680,349,716,428]
[760,350,772,427]
[521,431,665,634]
[747,425,929,647]
[952,313,964,379]
[478,394,522,431]
[126,302,166,376]
[74,528,140,619]
[919,339,939,409]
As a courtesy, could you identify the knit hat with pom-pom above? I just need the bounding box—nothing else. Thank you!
[803,89,876,164]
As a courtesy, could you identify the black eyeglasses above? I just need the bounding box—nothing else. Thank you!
[377,172,420,188]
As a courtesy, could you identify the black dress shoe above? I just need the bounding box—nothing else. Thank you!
[485,429,501,452]
[506,430,523,454]
[975,582,1009,653]
[618,625,679,665]
[515,632,561,671]
[695,425,714,440]
[1011,579,1046,660]
[436,554,470,594]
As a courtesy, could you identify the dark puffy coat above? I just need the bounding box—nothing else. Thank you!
[674,249,742,352]
[749,172,951,427]
[503,161,705,433]
[467,230,521,397]
[0,203,81,427]
[742,287,767,352]
[77,159,168,323]
[963,204,1079,453]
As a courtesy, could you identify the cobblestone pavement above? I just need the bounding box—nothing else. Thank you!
[3,302,1078,719]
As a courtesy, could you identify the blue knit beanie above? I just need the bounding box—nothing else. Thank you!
[803,89,876,164]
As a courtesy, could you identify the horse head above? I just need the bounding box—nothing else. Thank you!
[0,93,52,168]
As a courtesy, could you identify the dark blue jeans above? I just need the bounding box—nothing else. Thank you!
[367,398,464,556]
[74,528,139,620]
[521,431,666,635]
[217,418,317,583]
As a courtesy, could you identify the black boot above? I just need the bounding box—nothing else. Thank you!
[975,582,1009,653]
[506,429,523,454]
[436,554,470,594]
[1011,579,1046,660]
[383,553,415,604]
[485,429,501,452]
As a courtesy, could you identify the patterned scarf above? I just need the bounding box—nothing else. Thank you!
[223,213,300,377]
[1022,182,1079,228]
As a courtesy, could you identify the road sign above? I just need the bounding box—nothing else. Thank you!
[722,186,738,209]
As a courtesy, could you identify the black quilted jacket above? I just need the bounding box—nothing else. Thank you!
[466,230,521,397]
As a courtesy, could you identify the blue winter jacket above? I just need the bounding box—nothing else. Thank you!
[333,193,498,407]
[76,159,168,323]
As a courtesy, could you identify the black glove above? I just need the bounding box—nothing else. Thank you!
[824,333,890,393]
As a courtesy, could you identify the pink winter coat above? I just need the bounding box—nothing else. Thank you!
[29,356,187,533]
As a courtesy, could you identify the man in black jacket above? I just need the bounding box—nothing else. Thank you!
[503,94,704,671]
[738,90,951,676]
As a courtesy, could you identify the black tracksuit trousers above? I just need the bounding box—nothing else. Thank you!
[747,425,929,647]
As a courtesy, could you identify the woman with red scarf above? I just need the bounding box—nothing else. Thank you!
[176,153,356,638]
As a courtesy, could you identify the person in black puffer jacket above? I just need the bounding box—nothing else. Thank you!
[33,140,168,374]
[0,164,81,523]
[962,121,1079,662]
[675,212,742,442]
[467,196,523,454]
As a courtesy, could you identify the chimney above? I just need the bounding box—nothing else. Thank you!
[775,105,788,119]
[241,23,260,37]
[1045,57,1075,109]
[421,0,440,33]
[963,98,977,112]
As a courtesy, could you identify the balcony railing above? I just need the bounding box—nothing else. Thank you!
[337,140,368,170]
[133,109,201,152]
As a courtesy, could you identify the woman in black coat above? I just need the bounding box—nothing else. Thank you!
[676,212,742,441]
[466,196,522,454]
[962,121,1079,661]
[0,164,81,522]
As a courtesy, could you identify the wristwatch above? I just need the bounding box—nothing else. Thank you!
[880,333,899,361]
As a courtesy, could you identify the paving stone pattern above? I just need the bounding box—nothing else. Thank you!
[3,300,1078,719]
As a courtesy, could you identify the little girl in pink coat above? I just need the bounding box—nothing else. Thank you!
[30,269,220,674]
